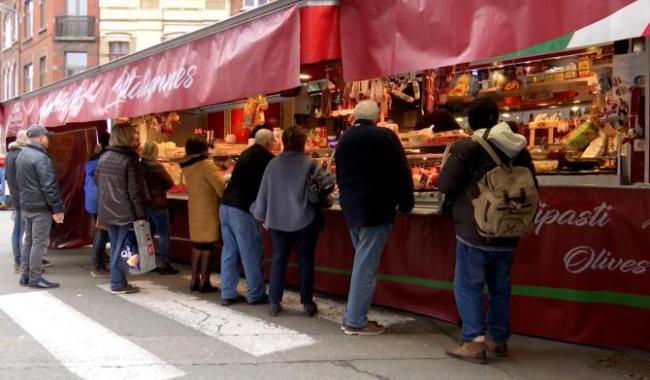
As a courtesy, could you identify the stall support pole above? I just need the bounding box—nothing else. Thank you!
[645,36,650,184]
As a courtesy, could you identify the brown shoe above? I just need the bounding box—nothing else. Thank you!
[486,337,508,357]
[110,284,140,295]
[446,342,487,364]
[91,267,110,278]
[341,320,386,336]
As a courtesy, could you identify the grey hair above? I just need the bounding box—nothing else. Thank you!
[353,100,380,122]
[255,129,275,147]
[15,130,28,145]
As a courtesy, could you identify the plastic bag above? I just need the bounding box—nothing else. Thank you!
[120,222,157,275]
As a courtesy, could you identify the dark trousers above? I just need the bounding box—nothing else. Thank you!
[269,219,319,305]
[90,214,108,270]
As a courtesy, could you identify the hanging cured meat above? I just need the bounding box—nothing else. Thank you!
[422,69,435,115]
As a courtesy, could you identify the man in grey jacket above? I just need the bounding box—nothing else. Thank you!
[16,125,64,289]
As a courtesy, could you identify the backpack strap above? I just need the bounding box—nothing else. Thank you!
[471,134,512,172]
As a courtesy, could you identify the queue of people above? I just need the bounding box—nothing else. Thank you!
[6,96,536,364]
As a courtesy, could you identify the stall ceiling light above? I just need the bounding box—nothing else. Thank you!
[455,117,463,122]
[299,73,312,80]
[571,106,580,112]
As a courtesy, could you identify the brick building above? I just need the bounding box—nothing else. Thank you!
[0,0,99,100]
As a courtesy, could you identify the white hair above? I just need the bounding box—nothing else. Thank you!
[353,100,380,122]
[15,130,28,145]
[255,128,275,147]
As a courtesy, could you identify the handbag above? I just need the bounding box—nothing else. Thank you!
[119,222,157,275]
[307,157,335,209]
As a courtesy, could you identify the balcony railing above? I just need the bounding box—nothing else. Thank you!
[55,16,96,41]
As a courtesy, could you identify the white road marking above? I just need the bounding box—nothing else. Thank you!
[0,291,184,380]
[183,274,415,327]
[99,281,316,357]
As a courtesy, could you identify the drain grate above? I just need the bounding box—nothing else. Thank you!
[590,351,650,379]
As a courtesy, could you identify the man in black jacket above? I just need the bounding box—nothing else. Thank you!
[16,125,64,289]
[219,129,275,306]
[336,100,414,335]
[5,130,28,273]
[438,97,537,363]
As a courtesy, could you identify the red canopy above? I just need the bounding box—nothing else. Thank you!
[340,0,637,81]
[3,3,309,135]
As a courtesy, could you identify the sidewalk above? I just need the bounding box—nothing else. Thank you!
[0,210,647,380]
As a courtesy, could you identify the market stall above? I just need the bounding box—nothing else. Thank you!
[1,0,648,353]
[0,0,339,248]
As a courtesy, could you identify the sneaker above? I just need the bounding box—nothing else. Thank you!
[91,267,110,278]
[445,341,488,364]
[303,302,318,317]
[341,320,386,336]
[248,294,269,305]
[221,295,246,306]
[268,303,283,317]
[14,262,20,274]
[110,284,140,294]
[42,259,52,268]
[19,275,29,286]
[28,278,60,289]
[158,263,180,275]
[486,337,508,357]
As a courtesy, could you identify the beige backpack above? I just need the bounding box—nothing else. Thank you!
[471,135,539,238]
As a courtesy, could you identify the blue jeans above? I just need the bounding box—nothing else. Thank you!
[146,207,170,265]
[107,225,132,290]
[454,240,514,343]
[269,219,319,305]
[344,223,392,328]
[220,205,266,302]
[12,208,25,264]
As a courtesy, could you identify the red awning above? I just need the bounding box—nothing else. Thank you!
[3,4,305,135]
[340,0,638,81]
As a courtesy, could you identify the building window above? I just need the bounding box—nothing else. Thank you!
[40,0,46,29]
[140,0,159,9]
[23,63,33,93]
[66,0,87,16]
[108,41,129,61]
[2,68,8,100]
[39,56,46,87]
[11,63,17,97]
[24,0,33,39]
[3,14,13,49]
[65,52,86,77]
[242,0,267,9]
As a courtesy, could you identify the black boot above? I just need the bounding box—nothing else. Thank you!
[190,249,201,292]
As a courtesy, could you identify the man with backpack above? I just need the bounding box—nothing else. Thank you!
[438,97,538,364]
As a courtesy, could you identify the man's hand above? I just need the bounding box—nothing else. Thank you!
[134,219,146,226]
[52,213,64,224]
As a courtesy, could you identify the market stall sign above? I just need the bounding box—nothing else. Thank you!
[340,0,642,81]
[2,5,301,135]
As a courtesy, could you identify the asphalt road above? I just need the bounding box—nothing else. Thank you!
[0,210,632,380]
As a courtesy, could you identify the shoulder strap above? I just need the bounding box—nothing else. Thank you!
[471,135,511,171]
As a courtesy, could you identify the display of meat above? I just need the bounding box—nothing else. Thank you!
[411,161,442,190]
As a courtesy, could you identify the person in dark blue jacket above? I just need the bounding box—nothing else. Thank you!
[84,133,110,277]
[5,130,28,273]
[335,100,414,336]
